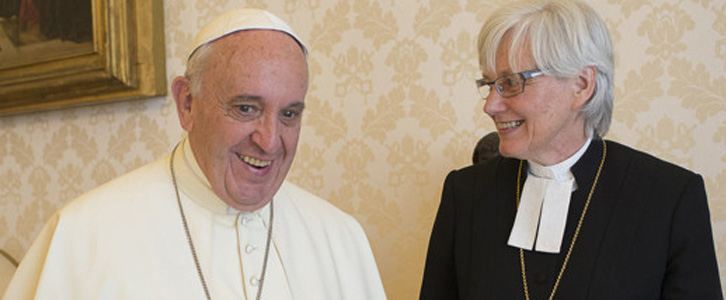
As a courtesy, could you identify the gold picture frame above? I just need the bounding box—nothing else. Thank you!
[0,0,166,115]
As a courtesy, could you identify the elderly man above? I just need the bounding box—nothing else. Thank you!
[4,9,386,299]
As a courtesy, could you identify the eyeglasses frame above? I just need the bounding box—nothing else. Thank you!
[475,69,544,99]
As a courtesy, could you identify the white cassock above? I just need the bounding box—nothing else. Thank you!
[4,138,387,300]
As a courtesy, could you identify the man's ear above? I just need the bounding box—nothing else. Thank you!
[572,66,597,109]
[171,76,194,132]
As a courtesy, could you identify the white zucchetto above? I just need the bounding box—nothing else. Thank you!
[187,8,307,60]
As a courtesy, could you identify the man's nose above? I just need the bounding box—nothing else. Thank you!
[251,115,281,153]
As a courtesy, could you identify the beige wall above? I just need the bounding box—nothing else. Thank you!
[1,0,725,298]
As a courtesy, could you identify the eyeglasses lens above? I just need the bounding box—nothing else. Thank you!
[497,74,524,97]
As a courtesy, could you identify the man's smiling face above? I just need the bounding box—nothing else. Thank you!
[177,29,308,211]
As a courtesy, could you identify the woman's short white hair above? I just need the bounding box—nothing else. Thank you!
[477,0,614,137]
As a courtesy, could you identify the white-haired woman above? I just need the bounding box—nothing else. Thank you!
[420,0,722,299]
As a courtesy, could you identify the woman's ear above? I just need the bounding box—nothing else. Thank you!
[171,76,194,132]
[572,66,597,109]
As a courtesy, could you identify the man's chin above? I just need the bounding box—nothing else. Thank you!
[225,186,275,211]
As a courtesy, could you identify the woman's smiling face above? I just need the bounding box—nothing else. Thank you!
[482,36,590,166]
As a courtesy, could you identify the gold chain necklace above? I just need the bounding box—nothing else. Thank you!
[516,139,606,300]
[170,143,273,300]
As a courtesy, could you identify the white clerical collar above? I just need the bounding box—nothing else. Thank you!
[173,137,270,218]
[507,138,592,253]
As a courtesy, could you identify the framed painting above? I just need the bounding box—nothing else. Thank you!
[0,0,166,115]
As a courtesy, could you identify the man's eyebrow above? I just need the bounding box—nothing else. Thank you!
[228,94,305,110]
[230,94,263,103]
[287,102,305,110]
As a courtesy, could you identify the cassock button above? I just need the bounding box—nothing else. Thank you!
[245,244,257,254]
[241,217,252,226]
[250,276,260,287]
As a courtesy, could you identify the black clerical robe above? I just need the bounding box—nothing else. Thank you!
[420,139,722,299]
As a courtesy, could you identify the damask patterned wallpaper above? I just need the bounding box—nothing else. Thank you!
[1,0,725,298]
